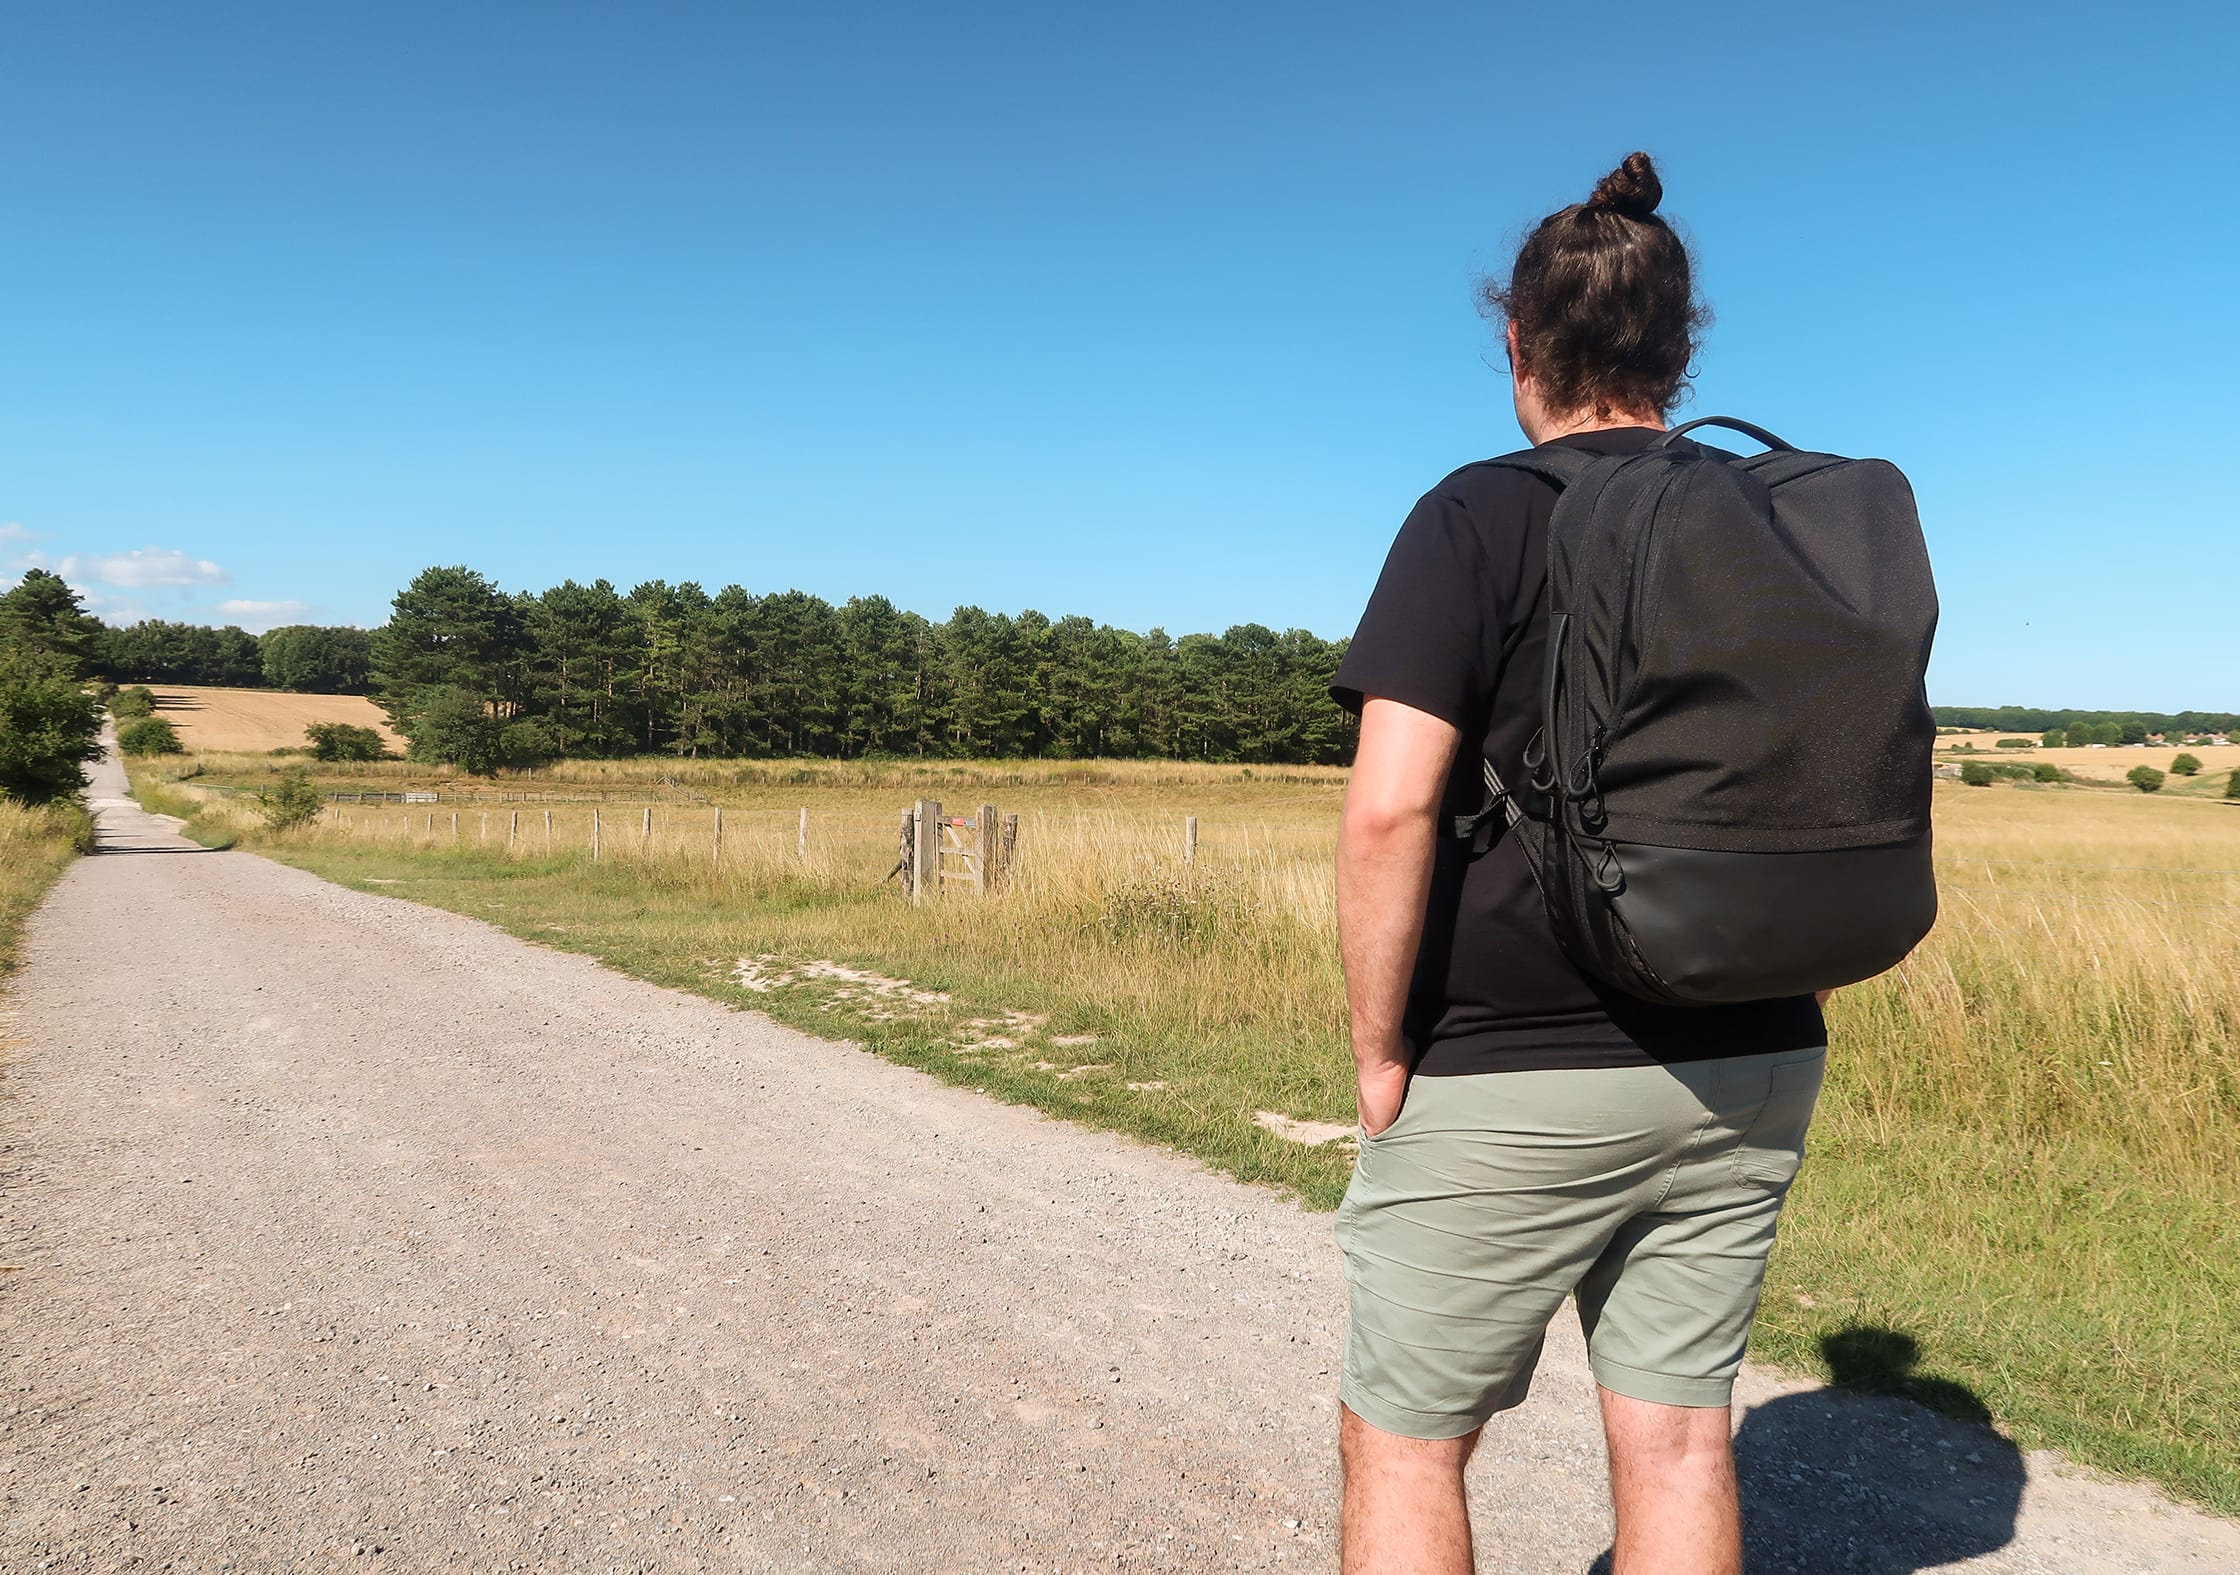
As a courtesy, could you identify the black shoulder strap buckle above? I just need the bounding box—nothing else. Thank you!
[1450,760,1510,855]
[1452,755,1551,905]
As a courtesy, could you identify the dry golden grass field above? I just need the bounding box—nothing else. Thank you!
[146,684,404,754]
[0,799,89,984]
[1992,744,2238,783]
[131,750,2240,1511]
[1938,730,2240,785]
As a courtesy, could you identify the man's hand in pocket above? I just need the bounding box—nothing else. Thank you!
[1356,1056,1410,1138]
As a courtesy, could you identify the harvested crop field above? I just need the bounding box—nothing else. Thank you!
[1984,743,2239,783]
[147,685,403,754]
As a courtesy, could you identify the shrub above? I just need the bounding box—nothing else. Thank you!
[305,721,388,762]
[1960,761,1994,787]
[118,717,186,756]
[1093,869,1261,945]
[0,650,106,803]
[256,765,326,831]
[2031,762,2066,784]
[2127,765,2165,794]
[2040,729,2067,749]
[406,686,504,774]
[1995,737,2034,749]
[52,799,97,854]
[2170,753,2202,777]
[497,717,559,771]
[110,685,157,719]
[2227,770,2240,801]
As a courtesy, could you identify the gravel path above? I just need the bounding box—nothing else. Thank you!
[2,746,2235,1572]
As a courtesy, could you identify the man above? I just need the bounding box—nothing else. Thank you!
[1329,153,1828,1575]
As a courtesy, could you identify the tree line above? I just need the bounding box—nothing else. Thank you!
[97,618,372,692]
[368,567,1358,770]
[13,560,2229,789]
[1933,705,2239,738]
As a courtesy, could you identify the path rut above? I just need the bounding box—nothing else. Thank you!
[2,745,2234,1571]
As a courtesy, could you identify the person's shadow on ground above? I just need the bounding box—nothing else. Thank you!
[1589,1327,2025,1574]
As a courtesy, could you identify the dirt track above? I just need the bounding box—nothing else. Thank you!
[3,746,2235,1572]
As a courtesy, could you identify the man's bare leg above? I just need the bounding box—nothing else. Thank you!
[1598,1388,1741,1575]
[1339,1403,1480,1574]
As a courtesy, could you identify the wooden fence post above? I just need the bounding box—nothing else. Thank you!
[509,810,519,849]
[641,805,652,851]
[1184,815,1199,866]
[451,811,459,842]
[896,808,915,893]
[712,805,724,863]
[798,806,808,862]
[1002,812,1018,878]
[592,808,601,862]
[480,811,488,843]
[978,802,999,892]
[912,798,940,903]
[543,809,553,849]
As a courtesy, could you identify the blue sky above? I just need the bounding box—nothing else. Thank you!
[3,2,2234,709]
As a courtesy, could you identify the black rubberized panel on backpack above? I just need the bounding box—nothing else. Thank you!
[1610,834,1939,1003]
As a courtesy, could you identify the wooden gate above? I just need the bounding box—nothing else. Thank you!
[900,799,1016,902]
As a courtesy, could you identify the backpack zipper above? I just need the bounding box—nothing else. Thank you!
[1563,460,1683,872]
[1603,460,1692,735]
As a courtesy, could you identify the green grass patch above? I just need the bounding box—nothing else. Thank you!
[123,767,240,849]
[1757,1118,2238,1514]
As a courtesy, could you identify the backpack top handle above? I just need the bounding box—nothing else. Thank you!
[1655,416,1795,452]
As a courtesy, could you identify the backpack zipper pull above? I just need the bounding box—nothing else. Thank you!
[1591,840,1625,894]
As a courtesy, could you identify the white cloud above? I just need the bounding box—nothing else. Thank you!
[213,599,314,633]
[75,588,154,624]
[1,522,38,573]
[58,547,230,589]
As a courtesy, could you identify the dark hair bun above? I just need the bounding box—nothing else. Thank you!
[1588,152,1662,220]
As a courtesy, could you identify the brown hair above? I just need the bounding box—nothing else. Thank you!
[1485,151,1710,420]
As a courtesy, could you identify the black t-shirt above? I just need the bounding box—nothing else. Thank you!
[1331,427,1826,1075]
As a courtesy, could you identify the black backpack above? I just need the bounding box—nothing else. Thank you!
[1455,417,1940,1005]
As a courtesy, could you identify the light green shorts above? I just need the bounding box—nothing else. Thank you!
[1336,1046,1825,1439]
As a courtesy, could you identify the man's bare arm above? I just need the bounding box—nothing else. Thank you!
[1337,697,1462,1135]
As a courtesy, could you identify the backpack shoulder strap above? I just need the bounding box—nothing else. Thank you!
[1735,449,1846,488]
[1480,445,1598,491]
[1449,446,1589,869]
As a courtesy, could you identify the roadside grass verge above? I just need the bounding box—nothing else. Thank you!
[122,763,240,848]
[0,798,93,985]
[140,757,2240,1515]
